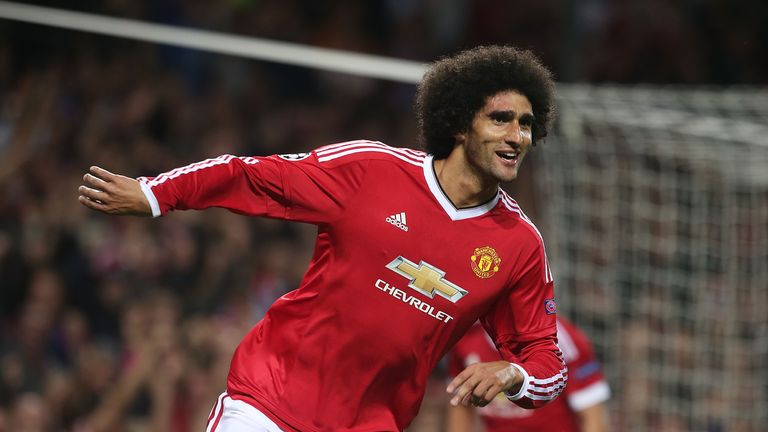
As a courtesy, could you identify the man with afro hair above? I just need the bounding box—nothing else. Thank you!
[78,45,566,432]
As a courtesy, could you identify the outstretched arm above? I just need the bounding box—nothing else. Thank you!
[85,152,367,223]
[78,166,152,216]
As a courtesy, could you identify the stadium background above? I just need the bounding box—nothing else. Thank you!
[0,1,766,431]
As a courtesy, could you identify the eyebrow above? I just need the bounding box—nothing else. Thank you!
[488,110,536,123]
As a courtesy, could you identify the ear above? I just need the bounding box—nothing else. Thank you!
[454,131,467,144]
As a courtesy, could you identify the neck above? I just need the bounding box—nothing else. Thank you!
[433,155,498,208]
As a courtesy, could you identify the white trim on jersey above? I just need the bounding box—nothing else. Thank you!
[530,369,568,386]
[506,366,567,402]
[317,140,426,158]
[505,363,531,400]
[138,180,162,218]
[422,155,500,221]
[567,380,611,412]
[524,367,568,401]
[143,154,260,188]
[499,192,554,283]
[206,392,228,432]
[207,392,285,432]
[318,147,423,166]
[315,140,424,166]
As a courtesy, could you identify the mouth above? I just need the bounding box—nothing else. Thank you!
[495,150,520,164]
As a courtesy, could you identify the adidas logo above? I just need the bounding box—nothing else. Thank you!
[386,212,409,232]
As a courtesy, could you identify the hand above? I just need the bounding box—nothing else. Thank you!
[446,361,521,407]
[78,166,152,216]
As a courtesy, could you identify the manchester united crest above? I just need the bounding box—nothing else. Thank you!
[470,246,501,279]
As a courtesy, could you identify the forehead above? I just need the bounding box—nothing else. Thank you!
[482,90,533,114]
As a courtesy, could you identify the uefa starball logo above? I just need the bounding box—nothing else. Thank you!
[544,298,557,315]
[278,152,311,161]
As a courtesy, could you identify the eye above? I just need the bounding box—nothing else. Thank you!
[519,115,534,129]
[489,112,512,124]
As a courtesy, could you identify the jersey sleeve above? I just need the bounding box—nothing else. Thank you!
[137,151,368,225]
[480,238,567,409]
[558,320,611,411]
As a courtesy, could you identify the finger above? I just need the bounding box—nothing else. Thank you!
[83,173,111,191]
[473,378,498,400]
[78,185,109,203]
[450,389,468,407]
[446,377,462,395]
[446,367,474,393]
[451,377,480,407]
[461,389,476,407]
[78,194,109,212]
[450,384,473,406]
[89,166,116,182]
[482,384,503,403]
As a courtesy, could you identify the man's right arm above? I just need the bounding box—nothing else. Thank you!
[79,151,368,223]
[79,156,281,218]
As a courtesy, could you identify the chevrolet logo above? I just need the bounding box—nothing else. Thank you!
[386,256,468,303]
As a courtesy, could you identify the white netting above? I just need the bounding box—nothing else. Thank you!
[536,85,768,432]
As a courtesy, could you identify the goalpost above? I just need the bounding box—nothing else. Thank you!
[537,85,768,431]
[2,2,767,430]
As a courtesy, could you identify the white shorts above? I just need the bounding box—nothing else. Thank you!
[206,392,284,432]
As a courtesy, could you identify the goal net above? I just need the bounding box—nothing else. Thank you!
[535,85,768,431]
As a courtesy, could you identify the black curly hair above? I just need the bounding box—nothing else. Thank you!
[415,45,556,159]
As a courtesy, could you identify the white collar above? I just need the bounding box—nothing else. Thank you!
[422,155,500,221]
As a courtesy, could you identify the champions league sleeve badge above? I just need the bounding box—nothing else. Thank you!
[544,298,557,315]
[278,152,312,161]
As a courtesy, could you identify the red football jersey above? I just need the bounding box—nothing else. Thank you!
[138,141,566,431]
[448,318,610,432]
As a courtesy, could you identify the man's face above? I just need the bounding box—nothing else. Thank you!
[457,90,534,183]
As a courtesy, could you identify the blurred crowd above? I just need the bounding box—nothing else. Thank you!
[0,1,766,431]
[7,0,767,84]
[0,52,308,430]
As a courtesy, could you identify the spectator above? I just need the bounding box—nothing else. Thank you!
[447,317,610,432]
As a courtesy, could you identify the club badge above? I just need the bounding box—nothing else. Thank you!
[470,246,501,279]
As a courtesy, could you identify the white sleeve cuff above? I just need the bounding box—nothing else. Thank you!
[138,180,161,218]
[504,363,530,401]
[567,380,611,411]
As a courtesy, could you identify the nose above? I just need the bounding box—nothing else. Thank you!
[504,122,523,145]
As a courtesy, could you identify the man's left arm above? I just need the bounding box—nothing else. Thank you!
[446,335,565,409]
[448,243,567,409]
